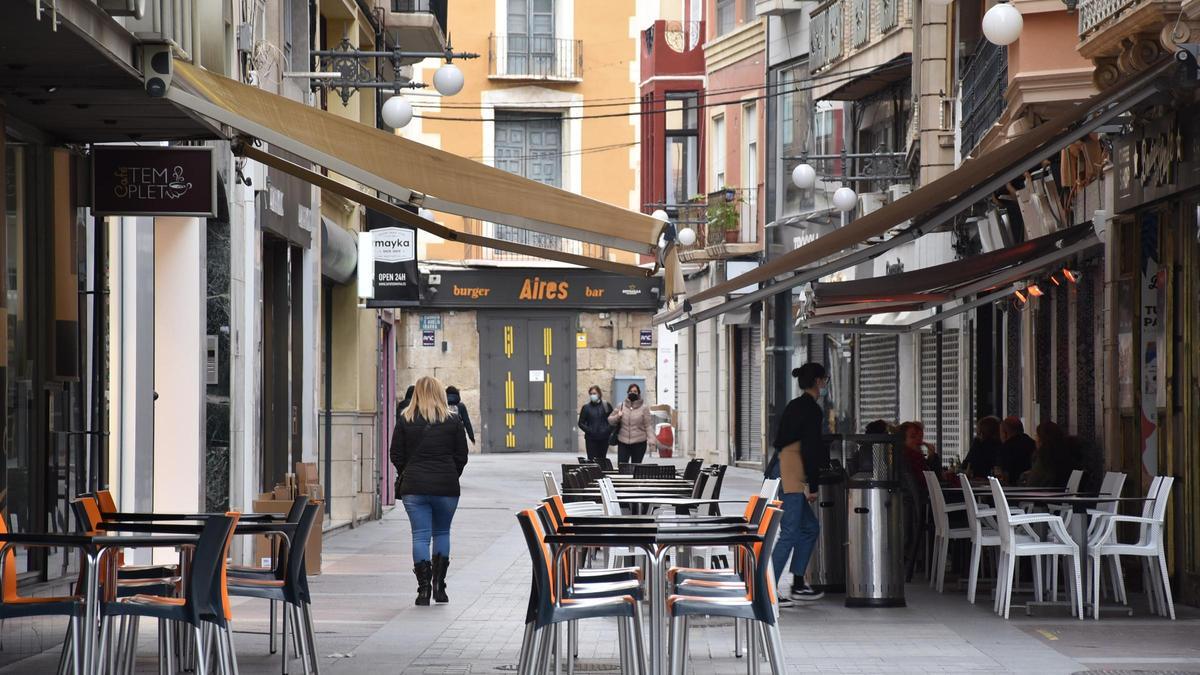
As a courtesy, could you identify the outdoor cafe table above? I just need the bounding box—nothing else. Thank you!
[0,531,199,673]
[544,520,761,675]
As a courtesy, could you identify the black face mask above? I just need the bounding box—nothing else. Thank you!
[628,392,639,402]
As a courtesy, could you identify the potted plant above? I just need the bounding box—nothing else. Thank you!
[707,188,742,243]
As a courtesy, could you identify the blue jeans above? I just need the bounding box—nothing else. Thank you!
[771,491,820,584]
[401,494,460,563]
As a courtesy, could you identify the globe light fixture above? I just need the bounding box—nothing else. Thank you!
[982,2,1023,46]
[382,95,413,129]
[791,163,817,190]
[651,209,670,222]
[677,227,698,247]
[433,62,465,96]
[833,186,858,212]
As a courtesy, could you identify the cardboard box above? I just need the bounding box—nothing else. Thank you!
[251,494,323,575]
[295,462,319,490]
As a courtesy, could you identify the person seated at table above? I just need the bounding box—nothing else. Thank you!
[1069,433,1105,493]
[1019,421,1072,487]
[996,416,1035,483]
[960,416,1003,478]
[899,421,940,490]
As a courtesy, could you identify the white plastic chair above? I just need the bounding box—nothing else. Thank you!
[1087,476,1174,620]
[988,477,1083,619]
[923,471,968,592]
[958,474,1031,604]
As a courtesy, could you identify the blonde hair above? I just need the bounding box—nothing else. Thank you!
[403,376,450,424]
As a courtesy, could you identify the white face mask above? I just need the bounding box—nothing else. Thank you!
[589,393,599,403]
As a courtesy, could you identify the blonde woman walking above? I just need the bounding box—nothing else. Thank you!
[390,376,469,605]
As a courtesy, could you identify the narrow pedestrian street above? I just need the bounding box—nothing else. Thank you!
[8,455,1195,674]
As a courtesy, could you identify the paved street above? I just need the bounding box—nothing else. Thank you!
[3,453,1199,674]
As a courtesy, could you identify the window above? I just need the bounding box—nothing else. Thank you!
[743,0,756,23]
[716,0,736,36]
[778,61,814,216]
[665,93,699,209]
[742,102,758,237]
[711,114,726,189]
[507,0,555,76]
[494,111,563,246]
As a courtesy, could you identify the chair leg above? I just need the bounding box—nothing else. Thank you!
[745,615,758,675]
[291,605,305,666]
[631,607,648,675]
[1092,554,1102,620]
[301,604,318,675]
[165,621,177,675]
[764,621,786,675]
[993,553,1006,615]
[1157,548,1176,620]
[733,617,742,658]
[269,600,277,655]
[1032,556,1044,604]
[69,615,83,675]
[616,619,629,675]
[967,541,982,604]
[56,617,73,675]
[292,606,312,675]
[126,615,142,675]
[517,623,535,675]
[536,626,553,675]
[668,616,684,675]
[1112,556,1128,605]
[281,602,290,675]
[1003,553,1017,619]
[194,625,209,675]
[937,536,950,593]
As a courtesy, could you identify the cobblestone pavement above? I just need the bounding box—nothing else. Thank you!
[3,453,1199,673]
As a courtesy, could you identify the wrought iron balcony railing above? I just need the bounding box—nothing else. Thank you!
[810,0,907,72]
[489,34,583,81]
[959,39,1008,156]
[1077,0,1139,37]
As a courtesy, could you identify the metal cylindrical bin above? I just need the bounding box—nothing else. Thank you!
[845,438,906,607]
[807,468,847,593]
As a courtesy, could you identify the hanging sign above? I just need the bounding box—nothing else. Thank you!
[421,330,436,347]
[639,329,654,347]
[1138,215,1164,483]
[92,146,216,217]
[576,332,587,348]
[366,209,420,307]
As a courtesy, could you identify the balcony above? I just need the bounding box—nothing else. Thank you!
[379,0,448,61]
[489,34,583,82]
[675,189,763,262]
[959,40,1008,157]
[810,0,910,77]
[1076,0,1183,61]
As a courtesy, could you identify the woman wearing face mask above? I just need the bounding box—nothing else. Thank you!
[607,383,656,464]
[577,385,614,463]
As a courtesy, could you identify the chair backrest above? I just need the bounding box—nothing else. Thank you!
[759,478,781,499]
[618,463,636,475]
[750,506,784,623]
[95,489,118,515]
[1141,476,1163,519]
[1151,476,1174,522]
[185,513,237,624]
[517,508,561,615]
[577,457,590,464]
[704,465,728,515]
[542,471,561,498]
[284,503,321,595]
[71,496,103,532]
[1095,472,1126,516]
[689,470,710,499]
[682,458,704,482]
[922,471,949,531]
[1066,469,1084,492]
[0,514,15,603]
[957,473,983,533]
[596,456,614,472]
[598,478,621,515]
[634,463,676,479]
[987,477,1014,540]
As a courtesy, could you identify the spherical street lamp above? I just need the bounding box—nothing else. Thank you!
[791,163,817,190]
[677,227,697,247]
[833,186,858,212]
[382,95,413,129]
[433,63,465,96]
[651,209,670,222]
[982,2,1023,46]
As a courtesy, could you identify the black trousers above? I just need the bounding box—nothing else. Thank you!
[585,439,609,462]
[617,441,647,464]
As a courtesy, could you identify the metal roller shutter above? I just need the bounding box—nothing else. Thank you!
[856,334,899,426]
[736,326,764,463]
[920,329,962,459]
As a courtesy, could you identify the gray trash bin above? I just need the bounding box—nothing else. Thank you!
[844,435,906,608]
[807,467,848,593]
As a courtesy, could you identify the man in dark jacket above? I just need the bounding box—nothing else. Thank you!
[998,416,1036,483]
[577,385,614,463]
[445,386,475,444]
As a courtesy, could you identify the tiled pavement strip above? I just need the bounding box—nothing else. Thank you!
[3,454,1199,673]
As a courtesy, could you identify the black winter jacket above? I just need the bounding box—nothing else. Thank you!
[446,391,476,444]
[577,400,614,442]
[390,412,469,496]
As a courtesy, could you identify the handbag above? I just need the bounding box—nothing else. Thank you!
[608,403,621,447]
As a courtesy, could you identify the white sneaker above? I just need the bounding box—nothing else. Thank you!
[789,583,825,602]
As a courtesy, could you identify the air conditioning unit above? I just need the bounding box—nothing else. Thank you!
[970,214,1008,253]
[888,184,912,202]
[860,192,886,215]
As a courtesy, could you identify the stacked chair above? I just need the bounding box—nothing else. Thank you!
[1087,475,1175,620]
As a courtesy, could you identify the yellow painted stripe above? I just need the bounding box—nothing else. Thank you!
[1035,629,1058,641]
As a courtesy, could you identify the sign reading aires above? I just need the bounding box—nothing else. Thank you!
[424,269,662,310]
[92,146,216,217]
[365,209,420,307]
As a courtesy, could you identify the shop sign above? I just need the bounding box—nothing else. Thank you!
[639,329,654,347]
[1138,215,1165,482]
[422,330,436,347]
[576,332,587,348]
[1114,107,1200,212]
[366,209,420,307]
[92,146,216,217]
[420,315,443,331]
[423,269,661,309]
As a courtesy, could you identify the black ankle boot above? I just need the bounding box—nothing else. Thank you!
[431,554,450,603]
[414,560,433,606]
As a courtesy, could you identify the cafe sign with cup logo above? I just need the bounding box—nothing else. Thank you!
[92,146,217,217]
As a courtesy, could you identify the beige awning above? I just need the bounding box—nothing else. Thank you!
[682,56,1182,310]
[167,60,666,256]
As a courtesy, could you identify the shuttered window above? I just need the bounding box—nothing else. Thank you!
[919,329,962,459]
[857,334,899,426]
